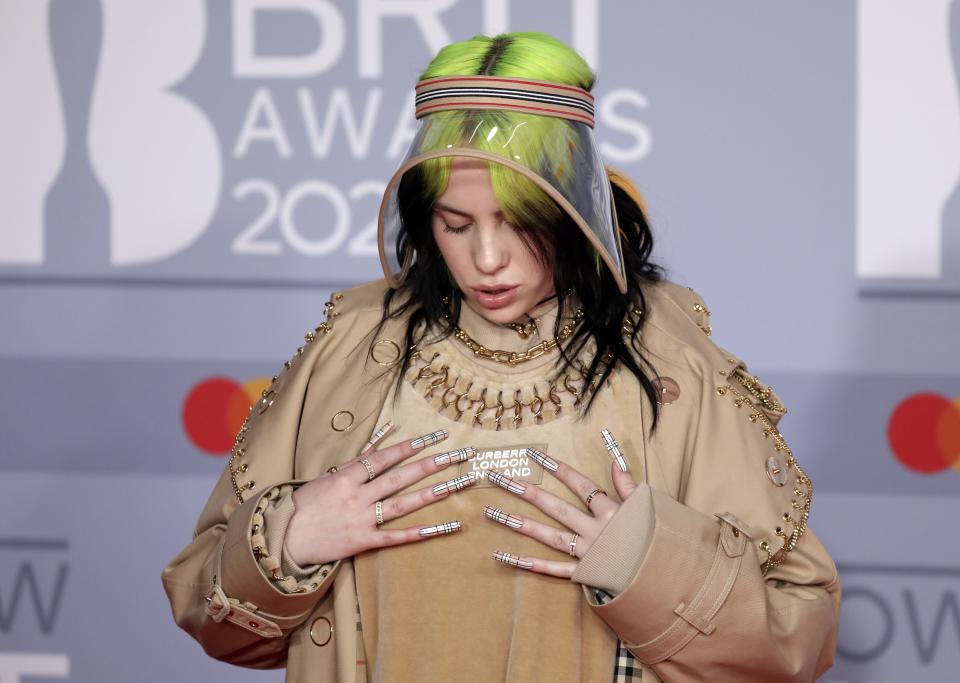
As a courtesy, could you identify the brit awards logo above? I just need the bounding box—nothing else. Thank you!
[0,0,652,284]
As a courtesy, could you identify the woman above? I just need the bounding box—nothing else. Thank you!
[163,32,840,682]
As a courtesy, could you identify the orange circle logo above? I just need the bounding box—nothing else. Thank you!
[182,376,271,455]
[888,393,960,473]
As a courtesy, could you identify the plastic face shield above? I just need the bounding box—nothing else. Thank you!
[376,77,627,294]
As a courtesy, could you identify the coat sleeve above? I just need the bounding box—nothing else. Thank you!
[160,303,348,669]
[161,471,339,668]
[574,355,840,682]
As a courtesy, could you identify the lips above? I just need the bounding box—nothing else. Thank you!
[471,285,519,310]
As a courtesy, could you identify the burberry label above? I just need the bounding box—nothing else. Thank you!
[458,443,548,487]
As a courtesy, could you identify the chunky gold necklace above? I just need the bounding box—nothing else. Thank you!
[452,308,584,367]
[506,319,539,339]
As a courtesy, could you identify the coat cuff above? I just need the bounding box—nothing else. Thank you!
[219,484,340,620]
[260,487,333,590]
[583,487,749,664]
[571,484,654,594]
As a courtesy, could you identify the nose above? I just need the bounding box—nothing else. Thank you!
[472,224,509,275]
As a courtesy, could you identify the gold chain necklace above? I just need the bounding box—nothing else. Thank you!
[452,308,584,367]
[506,319,539,339]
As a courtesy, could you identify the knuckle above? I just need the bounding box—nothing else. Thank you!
[386,529,407,545]
[552,532,566,549]
[332,474,353,494]
[384,498,404,518]
[386,470,404,491]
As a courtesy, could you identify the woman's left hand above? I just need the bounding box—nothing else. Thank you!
[484,429,637,578]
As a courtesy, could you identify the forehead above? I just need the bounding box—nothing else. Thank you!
[436,157,503,216]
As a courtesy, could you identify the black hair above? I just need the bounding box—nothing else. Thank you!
[371,165,667,431]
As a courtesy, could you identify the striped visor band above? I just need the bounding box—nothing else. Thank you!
[376,76,627,294]
[414,75,596,127]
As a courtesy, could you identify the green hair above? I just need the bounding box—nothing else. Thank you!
[414,32,597,233]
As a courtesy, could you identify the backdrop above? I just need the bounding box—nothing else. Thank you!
[1,1,959,681]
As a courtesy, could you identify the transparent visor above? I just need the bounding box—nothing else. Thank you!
[376,110,627,294]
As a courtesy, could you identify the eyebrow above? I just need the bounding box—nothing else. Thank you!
[432,202,471,218]
[433,202,505,219]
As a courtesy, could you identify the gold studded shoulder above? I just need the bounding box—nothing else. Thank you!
[714,373,809,576]
[225,280,394,504]
[686,288,713,337]
[730,365,787,418]
[640,281,718,354]
[226,290,346,503]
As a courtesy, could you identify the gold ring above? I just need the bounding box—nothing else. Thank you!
[569,533,579,557]
[360,458,376,481]
[331,410,355,432]
[584,488,607,508]
[370,339,402,366]
[375,500,384,525]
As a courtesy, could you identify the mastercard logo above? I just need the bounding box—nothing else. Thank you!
[182,376,272,455]
[888,393,960,474]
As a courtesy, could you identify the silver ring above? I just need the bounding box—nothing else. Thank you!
[584,488,607,509]
[360,458,376,481]
[375,500,384,525]
[569,533,579,557]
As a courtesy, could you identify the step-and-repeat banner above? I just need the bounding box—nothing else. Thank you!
[2,1,959,681]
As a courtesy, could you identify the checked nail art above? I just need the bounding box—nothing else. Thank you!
[488,470,526,495]
[363,422,396,452]
[419,521,462,537]
[434,447,475,467]
[601,428,629,473]
[493,551,533,570]
[525,447,558,473]
[432,473,476,496]
[411,429,448,450]
[482,505,523,529]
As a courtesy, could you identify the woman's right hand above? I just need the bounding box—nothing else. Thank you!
[284,425,473,566]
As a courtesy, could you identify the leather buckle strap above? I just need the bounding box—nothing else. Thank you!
[203,548,284,638]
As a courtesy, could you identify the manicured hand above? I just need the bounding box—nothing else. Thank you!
[483,428,636,578]
[285,424,475,565]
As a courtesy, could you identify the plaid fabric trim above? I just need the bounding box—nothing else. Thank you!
[414,75,596,127]
[596,589,643,682]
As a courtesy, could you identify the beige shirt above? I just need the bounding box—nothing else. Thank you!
[354,298,639,681]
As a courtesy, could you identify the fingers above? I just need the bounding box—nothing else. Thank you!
[374,520,462,548]
[376,473,477,523]
[347,428,449,484]
[550,459,618,519]
[359,421,398,456]
[600,428,637,500]
[612,461,637,500]
[488,469,595,535]
[482,505,591,558]
[491,551,576,579]
[364,447,475,501]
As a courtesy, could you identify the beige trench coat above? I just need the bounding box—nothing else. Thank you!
[161,278,841,682]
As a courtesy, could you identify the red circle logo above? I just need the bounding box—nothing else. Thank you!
[888,393,960,474]
[182,376,271,455]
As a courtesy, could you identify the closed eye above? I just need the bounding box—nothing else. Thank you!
[442,222,472,234]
